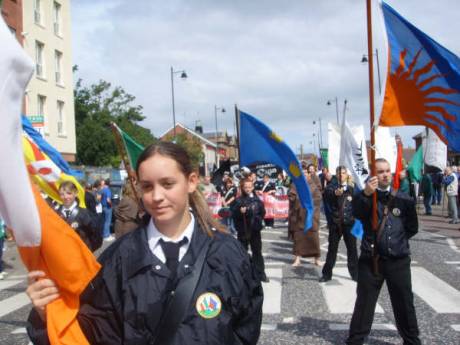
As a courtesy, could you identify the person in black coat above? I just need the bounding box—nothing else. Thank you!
[232,178,268,282]
[57,181,102,252]
[26,142,263,345]
[346,158,421,345]
[319,166,358,282]
[255,174,276,228]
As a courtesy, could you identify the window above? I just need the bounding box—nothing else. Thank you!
[35,41,45,78]
[57,101,65,135]
[54,50,63,85]
[37,95,46,117]
[34,0,42,25]
[53,2,62,36]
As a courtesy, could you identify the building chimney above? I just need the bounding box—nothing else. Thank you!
[195,120,203,134]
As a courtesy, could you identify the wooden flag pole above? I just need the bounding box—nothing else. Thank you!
[366,0,379,275]
[110,122,140,204]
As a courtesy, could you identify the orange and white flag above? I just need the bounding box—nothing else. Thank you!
[0,17,100,344]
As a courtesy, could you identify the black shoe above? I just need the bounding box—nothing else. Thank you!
[319,276,331,283]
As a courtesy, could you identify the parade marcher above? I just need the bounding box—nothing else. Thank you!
[219,177,238,235]
[56,181,102,252]
[346,158,421,345]
[113,181,142,239]
[256,174,276,228]
[98,179,114,241]
[443,166,459,224]
[420,172,433,215]
[431,170,443,205]
[288,169,321,266]
[232,178,268,282]
[307,164,322,191]
[26,141,263,345]
[199,175,218,197]
[398,170,411,195]
[319,166,358,282]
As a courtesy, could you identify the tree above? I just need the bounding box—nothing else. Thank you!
[74,73,156,166]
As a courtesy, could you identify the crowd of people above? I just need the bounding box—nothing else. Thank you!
[0,141,430,343]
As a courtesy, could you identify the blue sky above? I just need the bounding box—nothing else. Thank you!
[71,0,460,152]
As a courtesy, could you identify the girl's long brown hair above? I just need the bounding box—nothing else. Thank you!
[136,142,226,235]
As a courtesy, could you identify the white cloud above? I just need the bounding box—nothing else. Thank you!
[71,0,460,153]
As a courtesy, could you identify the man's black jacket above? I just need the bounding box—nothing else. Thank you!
[352,189,418,258]
[27,222,263,345]
[231,194,266,234]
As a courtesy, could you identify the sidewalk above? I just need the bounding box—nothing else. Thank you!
[416,202,460,250]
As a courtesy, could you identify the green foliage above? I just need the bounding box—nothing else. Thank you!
[164,133,204,170]
[74,72,156,166]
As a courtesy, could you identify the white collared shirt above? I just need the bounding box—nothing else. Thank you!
[147,213,195,263]
[377,186,391,192]
[61,201,78,217]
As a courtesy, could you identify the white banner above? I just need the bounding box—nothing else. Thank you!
[423,128,447,171]
[327,122,341,174]
[375,127,397,172]
[339,122,369,190]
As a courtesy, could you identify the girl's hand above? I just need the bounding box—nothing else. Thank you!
[26,271,60,320]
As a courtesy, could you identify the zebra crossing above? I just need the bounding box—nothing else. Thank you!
[0,223,459,345]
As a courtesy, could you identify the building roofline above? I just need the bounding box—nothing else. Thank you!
[159,123,217,148]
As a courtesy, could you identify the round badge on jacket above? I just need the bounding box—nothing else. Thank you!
[392,208,401,217]
[196,292,222,319]
[347,196,352,201]
[71,222,79,229]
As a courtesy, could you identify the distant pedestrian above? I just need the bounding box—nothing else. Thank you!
[199,175,218,197]
[398,170,410,195]
[431,171,443,205]
[443,166,459,224]
[420,172,433,215]
[0,217,6,280]
[113,181,141,239]
[256,174,276,228]
[98,179,114,241]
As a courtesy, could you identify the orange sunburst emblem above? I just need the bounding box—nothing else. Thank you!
[380,48,460,143]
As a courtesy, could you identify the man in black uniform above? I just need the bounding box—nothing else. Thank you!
[319,165,358,282]
[346,158,421,345]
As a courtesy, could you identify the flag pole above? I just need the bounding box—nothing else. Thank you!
[235,105,241,167]
[366,0,379,275]
[110,122,140,204]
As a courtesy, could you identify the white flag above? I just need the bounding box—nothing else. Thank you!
[375,127,397,172]
[339,122,369,190]
[327,122,341,174]
[423,128,447,171]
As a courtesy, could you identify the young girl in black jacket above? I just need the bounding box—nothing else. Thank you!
[26,142,263,345]
[232,179,268,282]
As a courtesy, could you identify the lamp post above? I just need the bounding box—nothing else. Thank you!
[326,97,339,124]
[170,66,188,138]
[214,105,226,168]
[361,49,381,94]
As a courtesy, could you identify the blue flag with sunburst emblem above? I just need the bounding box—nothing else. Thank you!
[379,2,460,151]
[238,110,313,230]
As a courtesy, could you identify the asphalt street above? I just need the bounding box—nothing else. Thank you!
[1,204,459,344]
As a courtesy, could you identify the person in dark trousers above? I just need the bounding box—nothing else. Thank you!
[319,166,358,282]
[431,170,443,205]
[420,172,433,215]
[26,142,263,345]
[232,178,268,282]
[346,158,421,345]
[256,174,276,228]
[56,181,102,252]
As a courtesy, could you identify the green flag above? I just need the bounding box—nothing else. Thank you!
[407,146,423,182]
[320,148,328,168]
[118,126,145,169]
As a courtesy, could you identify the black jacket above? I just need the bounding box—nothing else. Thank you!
[27,222,263,345]
[324,182,355,227]
[56,205,102,252]
[231,194,266,234]
[352,190,418,258]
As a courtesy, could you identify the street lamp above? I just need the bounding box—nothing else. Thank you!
[326,97,339,124]
[214,105,226,168]
[361,49,381,94]
[170,66,188,138]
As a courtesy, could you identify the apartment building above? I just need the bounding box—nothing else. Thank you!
[21,0,76,161]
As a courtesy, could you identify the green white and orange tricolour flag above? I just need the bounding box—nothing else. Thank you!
[0,17,100,344]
